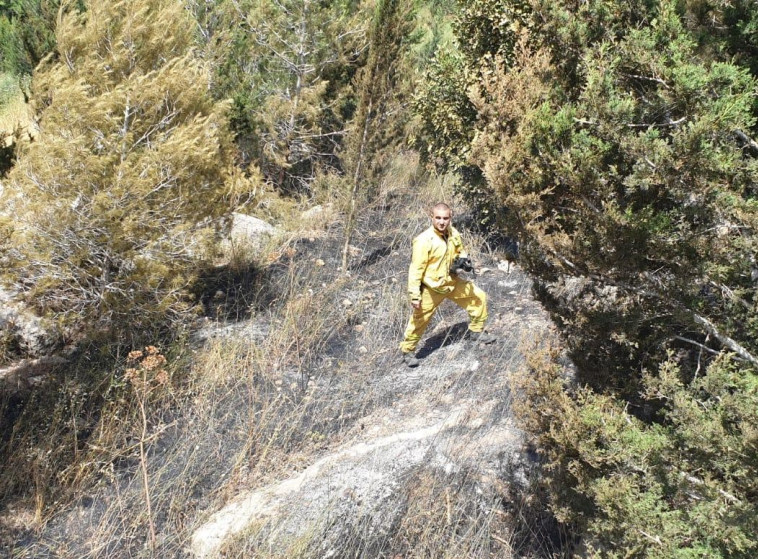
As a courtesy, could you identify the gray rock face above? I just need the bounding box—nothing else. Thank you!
[192,398,522,558]
[230,213,277,248]
[0,288,60,357]
[190,261,549,558]
[0,288,65,390]
[0,355,69,390]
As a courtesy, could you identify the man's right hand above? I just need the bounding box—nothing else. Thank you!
[411,299,420,310]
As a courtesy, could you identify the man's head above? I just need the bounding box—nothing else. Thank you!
[431,203,452,234]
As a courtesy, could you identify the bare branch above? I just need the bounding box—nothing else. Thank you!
[638,530,663,546]
[542,252,758,367]
[621,72,671,89]
[735,129,758,155]
[673,336,721,357]
[711,281,752,311]
[626,116,686,129]
[692,313,758,367]
[573,117,597,126]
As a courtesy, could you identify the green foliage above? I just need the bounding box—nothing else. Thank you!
[0,71,19,106]
[478,1,757,376]
[412,48,474,170]
[418,0,758,554]
[415,0,534,167]
[683,0,758,77]
[413,0,533,226]
[0,0,258,346]
[453,0,531,63]
[417,0,758,374]
[410,0,456,66]
[0,0,66,77]
[515,346,758,558]
[340,0,418,268]
[343,0,417,191]
[197,0,367,195]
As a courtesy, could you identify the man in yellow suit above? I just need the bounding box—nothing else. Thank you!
[399,203,495,367]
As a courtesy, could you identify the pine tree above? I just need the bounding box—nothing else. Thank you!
[0,0,257,345]
[201,0,366,195]
[341,0,415,270]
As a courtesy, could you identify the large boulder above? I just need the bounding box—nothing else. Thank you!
[229,213,277,250]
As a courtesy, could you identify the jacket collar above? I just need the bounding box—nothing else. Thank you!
[431,225,453,241]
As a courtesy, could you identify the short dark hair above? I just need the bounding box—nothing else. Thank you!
[431,202,451,214]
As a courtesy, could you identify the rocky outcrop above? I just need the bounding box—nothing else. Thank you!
[190,262,550,557]
[0,355,69,390]
[229,212,278,249]
[0,288,65,390]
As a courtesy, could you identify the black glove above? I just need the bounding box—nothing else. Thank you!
[450,256,474,274]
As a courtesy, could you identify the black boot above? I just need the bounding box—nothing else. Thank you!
[467,330,496,344]
[401,351,420,367]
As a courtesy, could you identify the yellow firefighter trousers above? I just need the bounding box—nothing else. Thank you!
[399,278,488,354]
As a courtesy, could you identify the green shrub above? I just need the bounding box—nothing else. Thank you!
[514,344,758,558]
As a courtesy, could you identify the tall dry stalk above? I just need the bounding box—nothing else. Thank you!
[125,346,170,554]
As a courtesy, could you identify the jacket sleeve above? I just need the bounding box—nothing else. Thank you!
[407,236,427,301]
[452,229,467,259]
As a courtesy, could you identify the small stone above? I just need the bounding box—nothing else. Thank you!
[315,259,325,266]
[342,299,353,307]
[301,205,325,220]
[497,260,512,272]
[354,324,365,332]
[358,346,368,354]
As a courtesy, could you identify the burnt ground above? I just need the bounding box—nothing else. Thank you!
[5,205,565,559]
[188,209,561,557]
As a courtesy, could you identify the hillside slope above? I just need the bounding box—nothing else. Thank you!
[6,204,561,558]
[192,260,548,557]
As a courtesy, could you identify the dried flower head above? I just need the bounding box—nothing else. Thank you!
[127,350,144,362]
[155,369,169,386]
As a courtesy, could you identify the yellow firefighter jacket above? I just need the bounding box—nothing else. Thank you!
[407,225,467,300]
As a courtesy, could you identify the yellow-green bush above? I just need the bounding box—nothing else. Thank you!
[0,0,260,347]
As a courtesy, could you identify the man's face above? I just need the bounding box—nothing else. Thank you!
[432,208,452,234]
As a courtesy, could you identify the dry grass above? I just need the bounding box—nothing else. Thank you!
[1,154,565,558]
[0,74,33,145]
